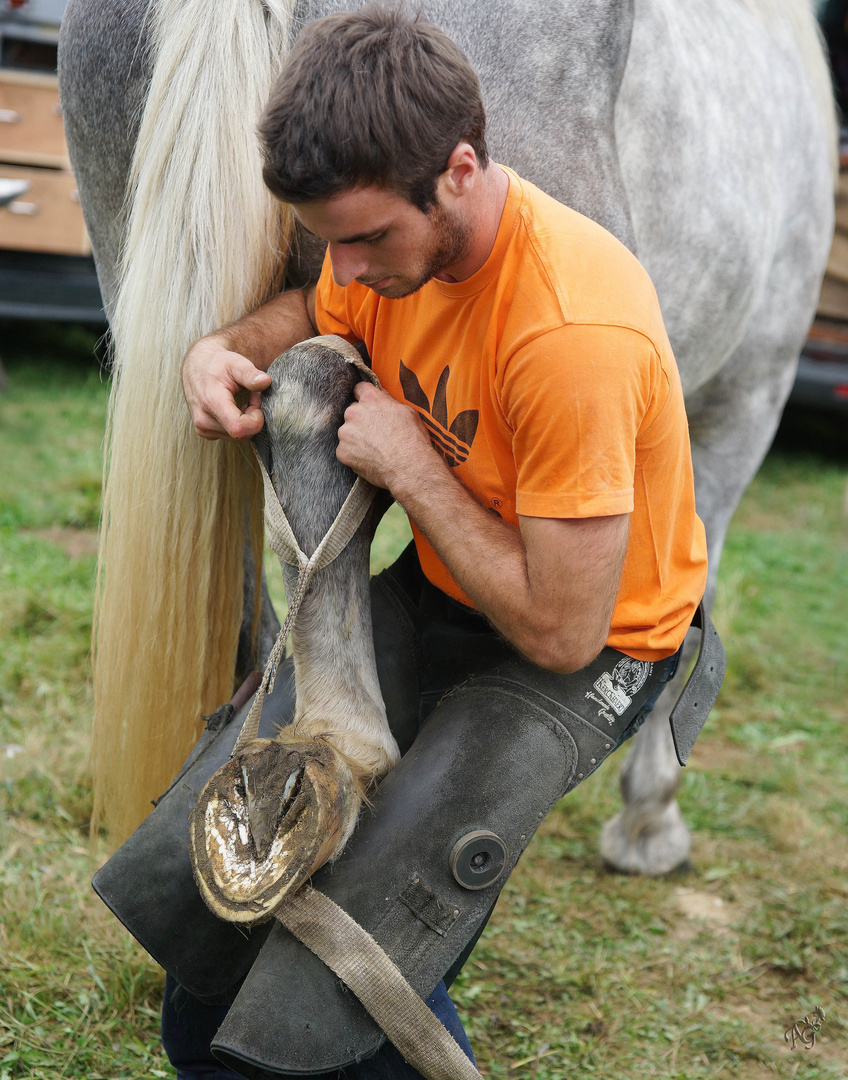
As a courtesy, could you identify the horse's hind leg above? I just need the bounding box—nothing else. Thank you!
[599,681,692,874]
[601,288,817,874]
[59,0,153,317]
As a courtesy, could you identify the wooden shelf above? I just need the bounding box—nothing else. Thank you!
[0,162,89,255]
[0,69,69,170]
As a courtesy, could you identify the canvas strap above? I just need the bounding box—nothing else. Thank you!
[275,887,483,1080]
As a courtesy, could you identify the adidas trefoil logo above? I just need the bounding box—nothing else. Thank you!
[398,359,478,468]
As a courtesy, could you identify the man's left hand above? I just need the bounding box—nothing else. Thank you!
[336,382,435,491]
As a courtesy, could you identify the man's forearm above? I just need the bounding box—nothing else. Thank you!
[337,383,629,672]
[215,286,317,370]
[394,453,627,673]
[393,450,539,642]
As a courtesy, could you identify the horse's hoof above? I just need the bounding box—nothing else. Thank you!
[189,730,362,923]
[598,800,692,876]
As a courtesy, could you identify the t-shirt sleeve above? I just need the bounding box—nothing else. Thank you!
[501,322,669,519]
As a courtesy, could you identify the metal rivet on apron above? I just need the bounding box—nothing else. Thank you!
[590,758,596,764]
[604,743,611,750]
[576,773,583,779]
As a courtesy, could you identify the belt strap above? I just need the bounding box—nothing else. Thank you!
[669,602,726,766]
[275,887,483,1080]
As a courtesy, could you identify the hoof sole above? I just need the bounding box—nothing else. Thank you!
[189,731,360,922]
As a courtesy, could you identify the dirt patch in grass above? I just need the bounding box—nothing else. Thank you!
[675,887,738,926]
[687,736,754,775]
[25,527,99,559]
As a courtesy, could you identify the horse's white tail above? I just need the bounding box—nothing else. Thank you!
[93,0,297,843]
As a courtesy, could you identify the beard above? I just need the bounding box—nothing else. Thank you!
[362,200,472,300]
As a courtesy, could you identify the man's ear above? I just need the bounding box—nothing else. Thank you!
[439,142,478,199]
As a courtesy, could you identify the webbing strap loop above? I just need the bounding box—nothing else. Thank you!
[259,456,376,575]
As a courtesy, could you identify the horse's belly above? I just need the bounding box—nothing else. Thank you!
[617,0,834,392]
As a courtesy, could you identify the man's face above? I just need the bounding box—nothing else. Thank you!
[292,183,471,299]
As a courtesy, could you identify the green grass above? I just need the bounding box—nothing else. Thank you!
[1,334,846,1078]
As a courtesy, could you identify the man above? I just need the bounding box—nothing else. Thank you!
[176,4,708,1076]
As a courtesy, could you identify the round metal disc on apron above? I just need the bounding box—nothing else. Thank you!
[449,831,508,890]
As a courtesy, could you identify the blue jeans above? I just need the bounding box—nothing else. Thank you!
[161,973,475,1079]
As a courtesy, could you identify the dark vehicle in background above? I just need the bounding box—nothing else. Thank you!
[788,0,848,416]
[791,319,848,414]
[790,161,848,416]
[0,0,103,324]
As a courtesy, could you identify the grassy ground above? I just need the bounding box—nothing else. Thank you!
[0,325,846,1079]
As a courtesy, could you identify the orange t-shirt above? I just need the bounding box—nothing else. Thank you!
[316,167,707,660]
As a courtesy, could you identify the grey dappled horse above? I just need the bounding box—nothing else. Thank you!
[58,0,834,872]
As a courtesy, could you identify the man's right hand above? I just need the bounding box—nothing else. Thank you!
[182,334,272,441]
[181,285,318,439]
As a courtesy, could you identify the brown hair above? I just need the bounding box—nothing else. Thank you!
[259,2,489,212]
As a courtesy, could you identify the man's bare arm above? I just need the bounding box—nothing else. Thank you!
[182,284,317,440]
[337,383,629,672]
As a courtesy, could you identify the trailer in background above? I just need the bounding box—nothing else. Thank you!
[0,0,103,324]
